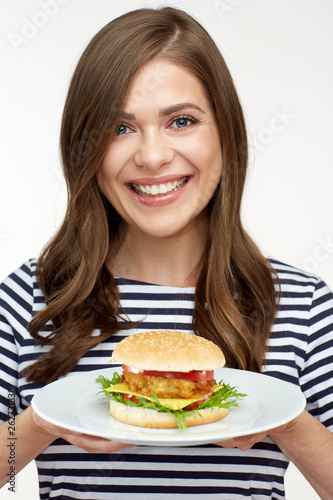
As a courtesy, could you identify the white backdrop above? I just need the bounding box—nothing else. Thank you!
[1,0,332,498]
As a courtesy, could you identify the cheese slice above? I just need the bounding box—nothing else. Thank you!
[106,383,223,410]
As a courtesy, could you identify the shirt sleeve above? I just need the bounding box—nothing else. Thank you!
[299,278,333,430]
[0,261,35,423]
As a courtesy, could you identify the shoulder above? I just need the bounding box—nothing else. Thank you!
[269,257,333,330]
[1,258,38,292]
[269,257,332,301]
[270,257,321,285]
[0,259,42,317]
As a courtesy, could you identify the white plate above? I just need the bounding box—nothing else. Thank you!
[31,367,306,447]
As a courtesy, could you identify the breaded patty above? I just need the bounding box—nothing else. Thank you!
[122,372,215,399]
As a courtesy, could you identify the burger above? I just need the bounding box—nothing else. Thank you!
[96,330,245,430]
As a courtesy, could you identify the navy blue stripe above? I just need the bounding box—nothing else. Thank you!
[309,307,333,326]
[265,358,300,370]
[269,259,317,279]
[38,450,286,468]
[118,307,193,315]
[7,270,32,297]
[39,484,284,496]
[310,401,333,421]
[267,345,306,362]
[278,303,309,312]
[263,371,299,385]
[0,295,30,334]
[273,318,308,329]
[37,467,285,482]
[134,322,193,330]
[0,325,16,345]
[0,282,32,317]
[303,375,333,397]
[0,345,18,365]
[304,340,333,366]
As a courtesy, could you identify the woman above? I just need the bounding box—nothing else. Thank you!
[1,7,332,499]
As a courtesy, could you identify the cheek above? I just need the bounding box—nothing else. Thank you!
[196,154,222,208]
[104,146,124,167]
[96,168,125,218]
[99,141,130,179]
[96,166,119,206]
[200,140,222,188]
[97,148,125,193]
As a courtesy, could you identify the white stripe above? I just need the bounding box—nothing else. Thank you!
[118,283,195,294]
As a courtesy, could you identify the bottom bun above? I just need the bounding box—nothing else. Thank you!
[109,400,229,429]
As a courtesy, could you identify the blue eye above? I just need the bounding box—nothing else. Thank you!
[116,124,130,135]
[171,116,198,129]
[176,118,190,127]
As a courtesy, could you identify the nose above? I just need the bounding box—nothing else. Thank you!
[134,129,174,171]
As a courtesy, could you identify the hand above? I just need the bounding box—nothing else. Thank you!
[214,423,289,451]
[31,407,133,453]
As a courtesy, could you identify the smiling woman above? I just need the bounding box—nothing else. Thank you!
[22,6,279,383]
[0,5,332,500]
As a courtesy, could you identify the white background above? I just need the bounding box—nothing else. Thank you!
[1,0,332,498]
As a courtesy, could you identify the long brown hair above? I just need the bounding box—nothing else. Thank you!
[25,7,279,384]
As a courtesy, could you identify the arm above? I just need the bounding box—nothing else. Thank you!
[271,410,333,500]
[215,410,333,500]
[0,405,132,489]
[0,406,53,488]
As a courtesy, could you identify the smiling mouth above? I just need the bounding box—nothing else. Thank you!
[130,176,190,197]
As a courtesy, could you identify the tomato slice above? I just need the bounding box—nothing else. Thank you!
[122,364,214,381]
[184,395,210,411]
[122,393,139,404]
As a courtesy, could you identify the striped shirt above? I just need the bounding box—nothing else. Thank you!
[1,258,333,499]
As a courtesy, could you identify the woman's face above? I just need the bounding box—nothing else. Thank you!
[97,59,222,240]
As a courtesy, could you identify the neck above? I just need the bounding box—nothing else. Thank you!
[107,215,209,287]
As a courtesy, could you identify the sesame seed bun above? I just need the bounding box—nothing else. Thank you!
[111,330,225,372]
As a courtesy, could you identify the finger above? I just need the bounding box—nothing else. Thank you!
[32,409,134,453]
[66,434,134,453]
[214,431,269,450]
[214,439,237,448]
[215,439,256,451]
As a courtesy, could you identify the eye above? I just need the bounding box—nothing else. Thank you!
[116,124,132,135]
[169,115,199,129]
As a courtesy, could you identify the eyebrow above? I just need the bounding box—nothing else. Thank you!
[159,103,206,117]
[121,103,206,121]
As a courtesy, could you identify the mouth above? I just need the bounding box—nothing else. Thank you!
[129,176,190,197]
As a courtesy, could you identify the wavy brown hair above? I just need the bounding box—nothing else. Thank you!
[25,7,279,384]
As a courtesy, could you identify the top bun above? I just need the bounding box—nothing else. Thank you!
[112,330,225,372]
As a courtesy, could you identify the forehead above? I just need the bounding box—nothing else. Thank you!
[123,59,210,112]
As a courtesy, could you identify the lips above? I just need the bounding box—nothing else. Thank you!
[125,175,192,207]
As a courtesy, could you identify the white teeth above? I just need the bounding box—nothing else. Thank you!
[131,177,188,197]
